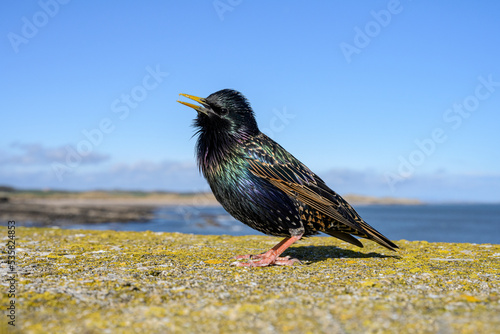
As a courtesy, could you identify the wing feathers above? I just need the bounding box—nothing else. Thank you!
[246,148,398,251]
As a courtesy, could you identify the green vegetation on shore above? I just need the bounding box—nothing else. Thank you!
[3,227,498,333]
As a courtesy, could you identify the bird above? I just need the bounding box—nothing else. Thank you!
[178,89,398,267]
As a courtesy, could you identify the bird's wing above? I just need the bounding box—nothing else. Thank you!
[245,135,397,251]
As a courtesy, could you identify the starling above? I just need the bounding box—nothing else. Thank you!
[178,89,398,267]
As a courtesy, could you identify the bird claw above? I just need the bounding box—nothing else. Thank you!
[232,254,253,260]
[231,255,301,267]
[231,235,304,267]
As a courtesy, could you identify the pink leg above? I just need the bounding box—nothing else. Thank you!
[231,234,303,267]
[233,237,290,260]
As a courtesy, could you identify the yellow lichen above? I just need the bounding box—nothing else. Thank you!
[9,227,500,334]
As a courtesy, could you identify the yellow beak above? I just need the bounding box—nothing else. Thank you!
[177,93,208,112]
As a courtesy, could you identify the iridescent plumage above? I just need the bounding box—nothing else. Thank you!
[178,89,398,266]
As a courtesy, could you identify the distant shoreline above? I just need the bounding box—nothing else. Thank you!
[0,188,422,227]
[0,188,423,206]
[3,189,498,230]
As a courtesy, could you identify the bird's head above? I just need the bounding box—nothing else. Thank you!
[178,89,259,139]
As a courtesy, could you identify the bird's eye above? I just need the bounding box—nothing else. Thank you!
[219,108,229,115]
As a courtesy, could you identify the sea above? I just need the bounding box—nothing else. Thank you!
[64,203,500,244]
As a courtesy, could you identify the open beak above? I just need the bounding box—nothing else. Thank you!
[177,93,209,114]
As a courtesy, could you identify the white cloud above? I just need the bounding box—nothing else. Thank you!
[1,142,109,165]
[0,158,207,192]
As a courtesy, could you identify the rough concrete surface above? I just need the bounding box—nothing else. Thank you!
[1,227,499,333]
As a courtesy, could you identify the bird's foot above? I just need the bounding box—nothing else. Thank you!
[231,251,301,267]
[231,235,303,267]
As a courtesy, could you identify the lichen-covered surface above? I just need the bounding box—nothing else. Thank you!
[1,227,499,333]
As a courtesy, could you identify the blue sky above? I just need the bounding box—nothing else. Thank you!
[1,1,500,202]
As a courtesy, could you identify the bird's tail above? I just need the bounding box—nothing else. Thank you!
[359,221,399,251]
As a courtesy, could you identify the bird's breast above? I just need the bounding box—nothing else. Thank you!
[203,159,304,237]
